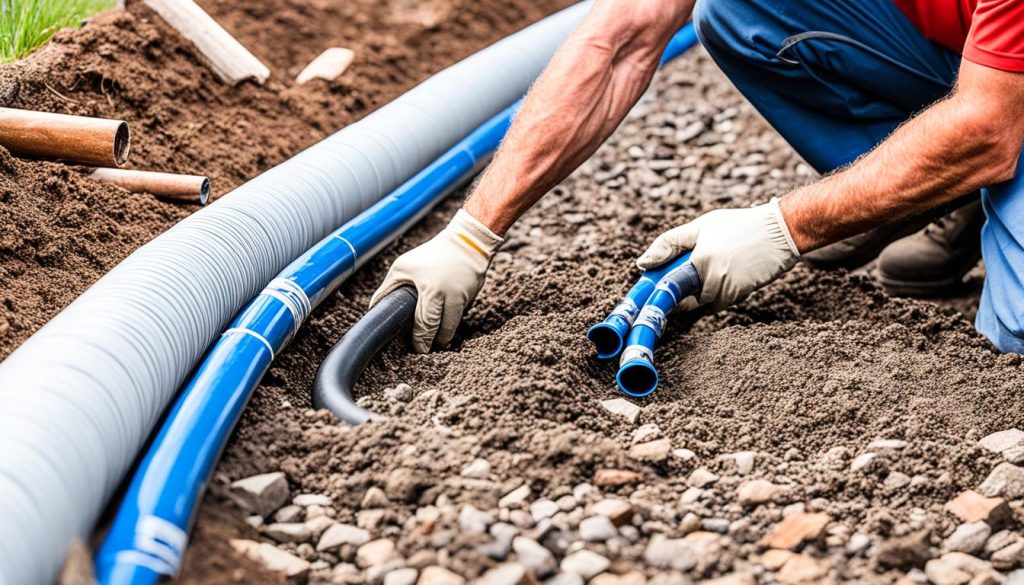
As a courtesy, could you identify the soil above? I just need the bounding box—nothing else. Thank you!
[1,1,1021,584]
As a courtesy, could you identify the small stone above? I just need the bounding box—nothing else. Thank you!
[479,522,517,561]
[418,566,465,585]
[546,573,584,585]
[850,453,877,472]
[245,515,264,529]
[513,537,556,577]
[591,499,633,526]
[590,572,647,585]
[978,463,1024,499]
[461,458,492,479]
[560,550,610,580]
[386,383,414,402]
[599,398,641,423]
[884,472,912,491]
[593,469,640,486]
[632,424,662,444]
[293,493,332,507]
[316,523,369,552]
[579,516,618,542]
[979,429,1024,454]
[758,513,830,550]
[361,486,391,509]
[385,468,428,504]
[555,495,577,512]
[868,438,909,451]
[530,499,560,523]
[230,472,290,517]
[231,539,310,579]
[264,522,312,543]
[702,573,755,585]
[737,479,777,506]
[876,530,931,570]
[356,539,396,568]
[459,504,495,533]
[733,452,756,475]
[628,439,671,462]
[985,529,1020,554]
[671,449,696,461]
[476,563,533,585]
[846,533,871,556]
[992,541,1024,570]
[509,510,534,529]
[777,555,829,584]
[1004,443,1024,464]
[680,512,701,534]
[274,505,304,524]
[760,549,796,570]
[925,553,992,585]
[688,467,719,488]
[970,572,1006,585]
[701,518,730,534]
[643,533,717,571]
[385,568,419,585]
[945,522,991,554]
[304,515,334,540]
[680,487,703,505]
[572,483,594,502]
[500,484,532,508]
[782,503,806,517]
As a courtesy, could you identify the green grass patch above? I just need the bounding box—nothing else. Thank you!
[1,0,116,63]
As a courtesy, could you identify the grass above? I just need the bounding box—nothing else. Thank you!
[0,0,116,63]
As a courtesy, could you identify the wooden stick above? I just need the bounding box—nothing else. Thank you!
[296,48,355,85]
[143,0,270,86]
[90,168,211,204]
[0,107,130,167]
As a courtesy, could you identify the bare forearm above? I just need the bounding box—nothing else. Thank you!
[465,0,692,235]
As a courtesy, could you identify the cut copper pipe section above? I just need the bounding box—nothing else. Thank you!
[90,168,211,205]
[0,107,130,167]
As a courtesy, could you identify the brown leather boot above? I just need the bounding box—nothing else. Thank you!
[802,217,933,270]
[876,199,984,297]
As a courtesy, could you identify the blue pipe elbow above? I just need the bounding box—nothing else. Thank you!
[617,358,660,398]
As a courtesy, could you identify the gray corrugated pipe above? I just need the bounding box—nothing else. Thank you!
[0,4,591,583]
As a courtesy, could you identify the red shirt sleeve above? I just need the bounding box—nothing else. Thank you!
[963,0,1024,72]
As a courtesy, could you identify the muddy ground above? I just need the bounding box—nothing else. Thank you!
[1,1,1022,584]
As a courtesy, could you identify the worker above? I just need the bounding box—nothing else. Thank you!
[372,0,1024,354]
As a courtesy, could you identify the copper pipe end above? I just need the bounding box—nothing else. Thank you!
[90,168,211,205]
[113,122,131,166]
[0,107,132,167]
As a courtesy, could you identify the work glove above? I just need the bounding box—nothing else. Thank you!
[370,208,503,353]
[636,198,800,312]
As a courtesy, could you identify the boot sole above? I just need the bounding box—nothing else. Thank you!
[875,257,981,298]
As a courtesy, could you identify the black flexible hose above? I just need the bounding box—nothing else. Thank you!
[312,286,418,424]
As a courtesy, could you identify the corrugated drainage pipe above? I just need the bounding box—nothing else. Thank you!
[616,254,700,397]
[0,5,592,583]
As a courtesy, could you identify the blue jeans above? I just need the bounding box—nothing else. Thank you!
[693,0,1024,353]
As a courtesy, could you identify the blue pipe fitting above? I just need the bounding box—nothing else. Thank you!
[616,255,700,397]
[586,260,677,359]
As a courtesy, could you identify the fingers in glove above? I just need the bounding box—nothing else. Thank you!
[410,289,445,354]
[433,297,466,349]
[637,220,702,270]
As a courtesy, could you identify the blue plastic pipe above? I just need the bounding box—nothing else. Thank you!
[95,22,699,585]
[616,254,701,397]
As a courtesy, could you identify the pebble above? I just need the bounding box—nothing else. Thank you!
[701,518,730,534]
[231,539,310,579]
[531,499,560,523]
[546,573,584,585]
[418,566,465,585]
[479,522,517,560]
[245,515,264,529]
[758,513,830,550]
[850,453,877,472]
[631,424,662,444]
[978,463,1024,499]
[274,505,304,524]
[572,483,594,503]
[317,524,370,551]
[703,574,755,585]
[688,467,719,488]
[476,563,531,585]
[680,513,701,534]
[556,495,577,512]
[1004,443,1024,465]
[736,479,777,506]
[591,499,633,526]
[384,568,419,585]
[978,429,1024,454]
[509,509,534,529]
[884,472,912,491]
[732,451,756,475]
[777,555,829,584]
[361,486,391,509]
[385,383,413,402]
[628,439,671,462]
[992,541,1024,570]
[868,438,909,451]
[305,515,335,540]
[591,572,647,585]
[385,468,427,503]
[579,515,618,542]
[461,458,492,479]
[512,537,556,577]
[944,522,991,554]
[846,533,871,556]
[356,539,396,568]
[560,550,610,580]
[230,472,290,517]
[671,449,696,461]
[593,469,640,486]
[293,493,332,507]
[598,398,641,423]
[680,487,703,505]
[458,504,495,533]
[264,522,312,544]
[500,484,532,508]
[925,552,992,585]
[876,529,931,570]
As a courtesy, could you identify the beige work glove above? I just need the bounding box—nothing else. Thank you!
[370,209,503,353]
[637,198,800,312]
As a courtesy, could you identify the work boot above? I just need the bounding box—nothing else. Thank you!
[802,216,933,271]
[876,199,984,297]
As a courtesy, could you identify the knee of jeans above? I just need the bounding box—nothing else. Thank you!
[693,0,755,59]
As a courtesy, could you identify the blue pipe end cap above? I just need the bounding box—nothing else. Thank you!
[616,358,659,398]
[587,322,624,360]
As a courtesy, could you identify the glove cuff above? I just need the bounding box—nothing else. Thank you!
[451,208,504,259]
[767,197,800,258]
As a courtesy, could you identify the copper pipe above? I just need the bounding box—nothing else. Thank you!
[0,107,131,167]
[90,168,211,205]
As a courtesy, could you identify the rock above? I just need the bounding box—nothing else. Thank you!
[530,499,560,523]
[876,530,931,570]
[737,479,777,506]
[362,486,391,508]
[579,516,618,542]
[274,505,304,523]
[479,522,517,560]
[628,439,671,462]
[944,522,992,554]
[418,566,465,585]
[680,512,701,534]
[985,529,1021,554]
[969,572,1005,585]
[680,487,703,505]
[509,510,534,529]
[978,463,1024,499]
[385,383,414,402]
[305,515,335,540]
[599,398,641,423]
[500,484,532,508]
[846,533,871,556]
[925,553,992,585]
[732,451,756,475]
[385,468,428,503]
[631,424,662,444]
[461,458,492,479]
[850,453,877,472]
[760,549,796,570]
[590,572,646,585]
[356,539,396,568]
[246,515,264,529]
[702,573,755,585]
[477,563,534,585]
[317,524,370,551]
[459,504,495,533]
[572,483,594,502]
[264,522,312,543]
[513,537,556,577]
[672,449,696,461]
[643,534,712,571]
[979,429,1024,454]
[701,518,730,534]
[560,550,610,580]
[868,438,909,451]
[555,495,577,512]
[688,467,719,488]
[593,469,640,486]
[884,472,912,491]
[1004,443,1024,465]
[777,555,829,584]
[758,513,829,550]
[385,568,419,585]
[231,539,310,579]
[545,573,584,585]
[230,472,290,517]
[293,493,332,507]
[992,541,1024,570]
[591,499,633,526]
